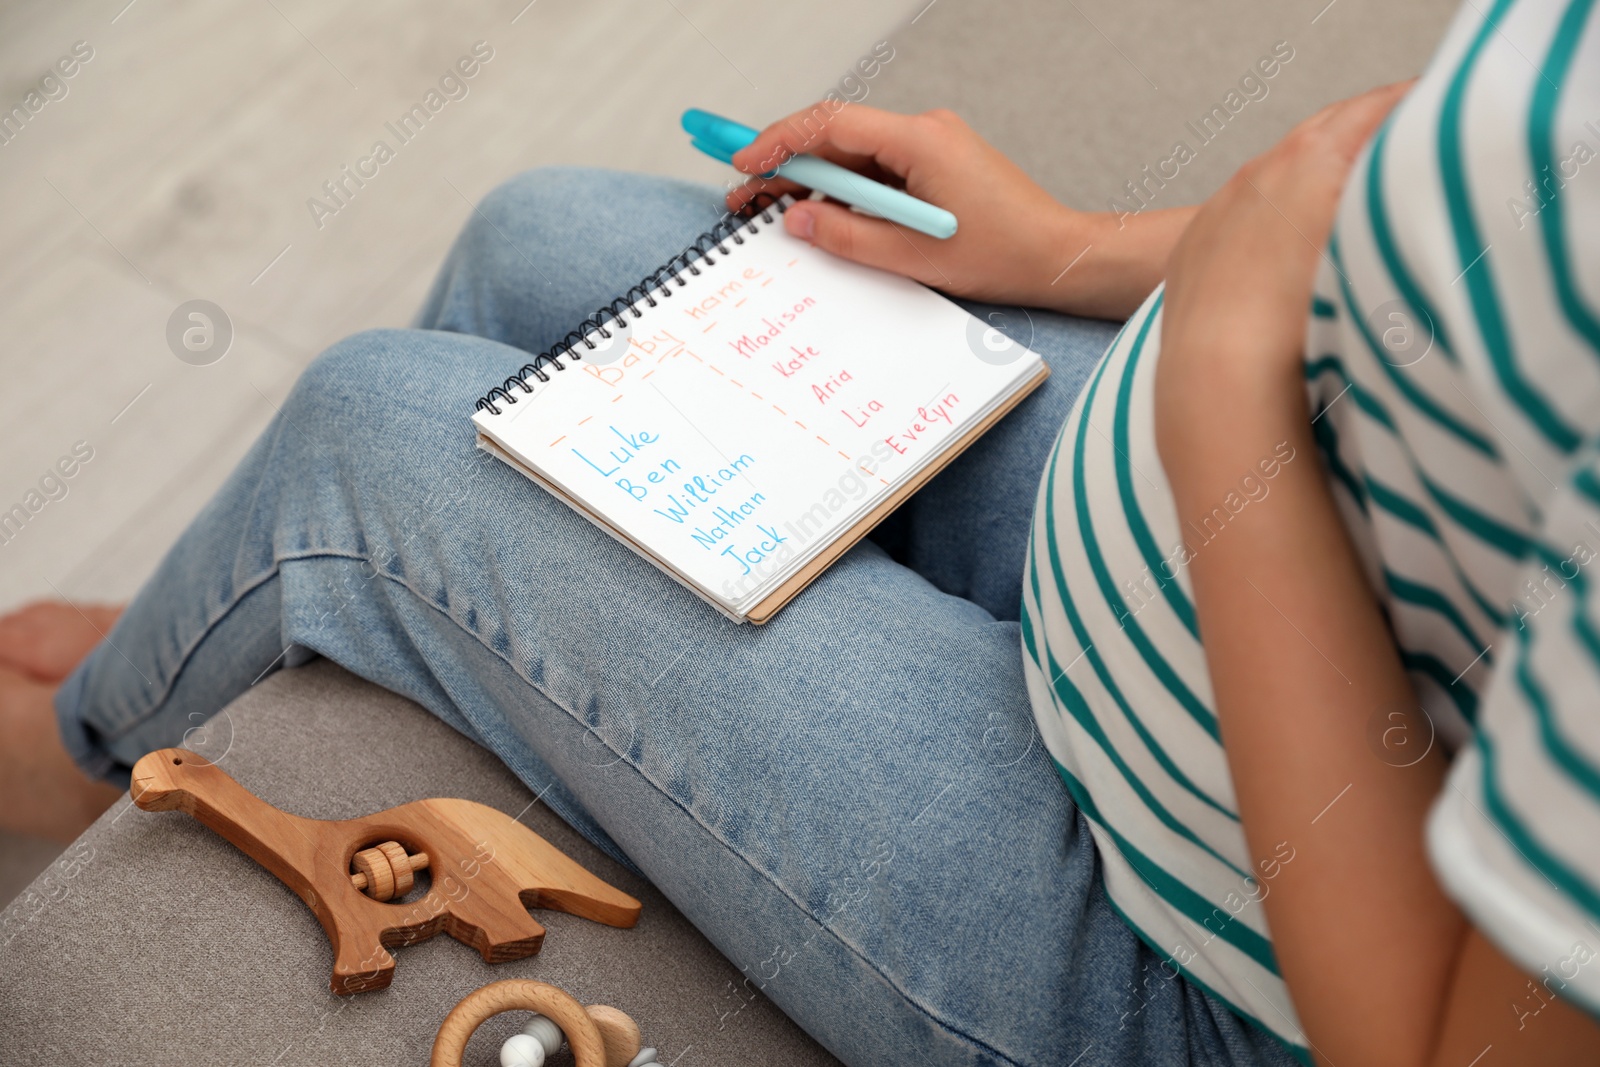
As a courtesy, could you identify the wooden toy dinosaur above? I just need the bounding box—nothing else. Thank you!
[130,747,641,994]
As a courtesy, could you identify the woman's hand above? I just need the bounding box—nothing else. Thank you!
[726,103,1194,321]
[1154,80,1412,475]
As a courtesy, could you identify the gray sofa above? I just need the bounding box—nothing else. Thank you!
[0,0,1457,1062]
[0,661,832,1065]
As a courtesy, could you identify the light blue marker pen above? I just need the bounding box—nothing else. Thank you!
[682,108,959,240]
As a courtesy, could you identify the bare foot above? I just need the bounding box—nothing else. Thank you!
[0,665,122,841]
[0,600,123,683]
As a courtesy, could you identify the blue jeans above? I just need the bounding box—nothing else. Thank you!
[57,168,1296,1067]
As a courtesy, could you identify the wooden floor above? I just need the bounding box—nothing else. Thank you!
[0,0,914,900]
[0,0,913,610]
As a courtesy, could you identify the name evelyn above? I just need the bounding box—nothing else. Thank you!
[884,393,961,452]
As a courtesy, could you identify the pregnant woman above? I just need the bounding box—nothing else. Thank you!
[4,0,1598,1062]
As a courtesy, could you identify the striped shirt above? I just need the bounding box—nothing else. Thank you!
[1021,0,1600,1056]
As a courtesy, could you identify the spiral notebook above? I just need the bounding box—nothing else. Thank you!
[470,197,1048,623]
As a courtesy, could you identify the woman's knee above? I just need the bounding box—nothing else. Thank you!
[419,167,727,344]
[467,167,724,270]
[286,329,415,422]
[274,330,518,532]
[467,167,685,258]
[474,166,617,233]
[283,328,509,442]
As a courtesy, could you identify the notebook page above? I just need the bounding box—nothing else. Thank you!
[472,210,1042,614]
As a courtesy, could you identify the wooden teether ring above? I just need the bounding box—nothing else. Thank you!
[430,979,639,1067]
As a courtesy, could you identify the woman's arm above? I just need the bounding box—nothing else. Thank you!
[728,104,1193,320]
[1156,83,1600,1065]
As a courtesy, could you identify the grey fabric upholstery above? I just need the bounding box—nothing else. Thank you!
[0,1,1464,1062]
[0,661,835,1066]
[871,0,1459,209]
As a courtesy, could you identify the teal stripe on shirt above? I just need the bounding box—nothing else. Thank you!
[1310,347,1526,571]
[1040,429,1238,816]
[1049,755,1283,976]
[1529,0,1600,357]
[1070,312,1217,739]
[1021,598,1248,879]
[1477,724,1600,918]
[1112,294,1200,639]
[1365,119,1460,365]
[1436,0,1583,452]
[1330,237,1502,459]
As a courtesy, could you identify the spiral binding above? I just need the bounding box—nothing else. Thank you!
[474,194,790,415]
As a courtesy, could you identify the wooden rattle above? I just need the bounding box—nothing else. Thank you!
[431,979,659,1067]
[130,747,642,994]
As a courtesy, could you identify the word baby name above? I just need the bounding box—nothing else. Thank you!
[669,256,818,358]
[582,329,684,387]
[676,262,775,329]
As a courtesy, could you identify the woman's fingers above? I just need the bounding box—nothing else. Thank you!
[708,102,1113,316]
[723,139,903,214]
[720,103,951,282]
[731,103,931,181]
[781,199,937,282]
[1317,79,1414,155]
[1234,78,1416,225]
[724,175,809,214]
[1283,79,1415,167]
[722,103,921,218]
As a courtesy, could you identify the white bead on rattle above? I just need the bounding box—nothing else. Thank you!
[498,1010,657,1067]
[499,1032,547,1067]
